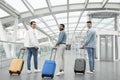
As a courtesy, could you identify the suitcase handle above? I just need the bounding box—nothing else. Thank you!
[18,48,26,59]
[50,48,57,60]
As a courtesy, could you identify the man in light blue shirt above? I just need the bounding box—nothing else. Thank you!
[53,24,67,76]
[81,21,96,73]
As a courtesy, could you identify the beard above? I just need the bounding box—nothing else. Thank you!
[60,28,64,31]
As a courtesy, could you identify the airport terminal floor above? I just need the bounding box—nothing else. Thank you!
[1,0,120,80]
[0,51,120,80]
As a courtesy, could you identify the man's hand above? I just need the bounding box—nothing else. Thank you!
[80,45,84,49]
[21,47,26,50]
[34,46,39,49]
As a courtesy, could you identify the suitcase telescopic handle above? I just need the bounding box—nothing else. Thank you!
[50,48,57,60]
[79,48,85,59]
[18,48,26,59]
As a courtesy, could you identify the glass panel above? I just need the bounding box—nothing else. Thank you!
[4,0,28,12]
[80,17,88,22]
[51,26,58,30]
[100,36,106,61]
[0,9,9,18]
[27,0,47,9]
[46,20,56,26]
[89,0,103,2]
[101,18,113,23]
[42,28,50,32]
[69,17,79,23]
[37,23,46,29]
[42,15,54,21]
[106,36,113,60]
[55,13,67,18]
[31,19,47,29]
[0,42,24,68]
[108,0,120,3]
[69,11,81,16]
[70,0,85,4]
[78,23,85,27]
[69,24,76,28]
[57,19,67,24]
[50,0,67,6]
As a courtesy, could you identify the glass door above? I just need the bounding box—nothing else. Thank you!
[100,35,113,61]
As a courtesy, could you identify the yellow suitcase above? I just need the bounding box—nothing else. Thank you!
[9,48,25,75]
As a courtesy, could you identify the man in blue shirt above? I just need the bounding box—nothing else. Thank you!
[81,21,96,74]
[53,24,67,76]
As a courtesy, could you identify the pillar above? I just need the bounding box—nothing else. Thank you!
[0,20,11,58]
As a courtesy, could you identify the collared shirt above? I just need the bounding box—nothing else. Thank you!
[56,30,67,46]
[84,28,96,48]
[24,28,39,47]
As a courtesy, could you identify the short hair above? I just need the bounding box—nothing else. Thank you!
[30,21,36,25]
[60,24,65,28]
[87,21,92,24]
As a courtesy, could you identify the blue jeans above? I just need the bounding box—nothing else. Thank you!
[86,48,94,72]
[27,47,38,70]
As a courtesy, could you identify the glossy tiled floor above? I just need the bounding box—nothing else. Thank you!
[0,51,120,80]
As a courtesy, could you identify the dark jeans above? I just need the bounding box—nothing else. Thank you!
[86,48,95,72]
[27,47,38,70]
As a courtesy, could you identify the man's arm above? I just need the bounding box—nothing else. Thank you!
[56,31,64,46]
[84,30,94,46]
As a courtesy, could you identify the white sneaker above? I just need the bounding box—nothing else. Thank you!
[61,71,64,75]
[56,72,61,76]
[27,70,32,74]
[87,71,93,74]
[56,71,64,76]
[34,69,41,73]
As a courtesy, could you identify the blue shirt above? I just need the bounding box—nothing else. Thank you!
[84,28,96,48]
[56,30,67,46]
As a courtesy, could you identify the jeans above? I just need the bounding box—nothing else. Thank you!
[86,48,94,72]
[27,47,38,70]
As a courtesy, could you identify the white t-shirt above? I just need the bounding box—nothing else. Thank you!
[24,28,39,47]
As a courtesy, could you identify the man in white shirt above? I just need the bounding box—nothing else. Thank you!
[24,21,40,73]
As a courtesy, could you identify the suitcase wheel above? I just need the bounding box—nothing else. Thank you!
[83,72,85,75]
[74,70,77,73]
[10,72,12,76]
[41,74,44,78]
[17,71,21,76]
[9,71,12,76]
[51,76,54,79]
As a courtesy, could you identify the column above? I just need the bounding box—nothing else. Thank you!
[0,20,11,58]
[11,18,18,57]
[114,16,119,60]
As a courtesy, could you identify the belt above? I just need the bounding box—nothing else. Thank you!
[60,43,66,44]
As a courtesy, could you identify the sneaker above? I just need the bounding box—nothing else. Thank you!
[61,71,64,75]
[27,70,32,74]
[87,71,93,74]
[93,70,95,72]
[56,72,61,76]
[34,69,41,73]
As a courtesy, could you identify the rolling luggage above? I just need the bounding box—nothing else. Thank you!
[74,49,86,74]
[9,48,25,75]
[41,49,57,79]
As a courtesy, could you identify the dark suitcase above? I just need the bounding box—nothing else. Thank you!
[41,49,57,79]
[9,48,25,75]
[74,49,86,74]
[74,58,86,74]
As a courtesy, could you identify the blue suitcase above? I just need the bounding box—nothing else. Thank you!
[41,49,57,79]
